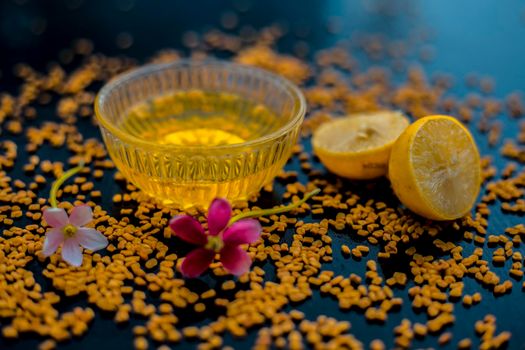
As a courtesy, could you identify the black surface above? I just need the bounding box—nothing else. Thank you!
[1,0,525,349]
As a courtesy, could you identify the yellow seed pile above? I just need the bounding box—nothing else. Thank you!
[0,22,523,350]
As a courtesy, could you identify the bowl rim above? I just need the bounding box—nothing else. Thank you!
[94,59,306,152]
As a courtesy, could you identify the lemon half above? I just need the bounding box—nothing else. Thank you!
[312,111,410,179]
[388,115,481,220]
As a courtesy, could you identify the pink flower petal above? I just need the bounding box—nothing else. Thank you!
[42,228,65,257]
[43,208,68,228]
[169,216,207,245]
[207,198,231,236]
[76,228,108,251]
[61,238,83,267]
[223,219,262,246]
[180,248,215,278]
[220,245,252,276]
[69,205,93,227]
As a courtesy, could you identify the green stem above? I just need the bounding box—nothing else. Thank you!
[49,162,85,208]
[230,188,321,224]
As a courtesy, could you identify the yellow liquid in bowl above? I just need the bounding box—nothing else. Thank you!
[160,128,246,146]
[103,90,297,208]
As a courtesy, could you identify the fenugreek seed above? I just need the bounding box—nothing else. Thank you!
[159,303,173,314]
[438,332,452,345]
[463,295,473,306]
[290,310,305,321]
[449,287,462,298]
[201,290,216,299]
[2,326,18,338]
[370,339,385,350]
[413,323,427,337]
[492,255,506,264]
[38,339,57,350]
[457,338,472,349]
[145,258,158,269]
[472,293,482,303]
[194,303,206,312]
[183,326,199,338]
[133,336,148,350]
[222,280,236,290]
[357,245,370,254]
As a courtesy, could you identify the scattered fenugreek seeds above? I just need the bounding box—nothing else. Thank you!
[0,18,522,350]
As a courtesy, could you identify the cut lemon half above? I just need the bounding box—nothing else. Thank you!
[312,111,410,179]
[389,115,481,221]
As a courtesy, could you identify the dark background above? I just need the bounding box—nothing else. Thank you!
[1,0,524,91]
[1,0,525,349]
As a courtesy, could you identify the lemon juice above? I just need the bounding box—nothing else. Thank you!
[110,90,290,207]
[121,90,280,147]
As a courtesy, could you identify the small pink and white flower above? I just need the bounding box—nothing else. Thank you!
[42,205,108,267]
[170,198,262,278]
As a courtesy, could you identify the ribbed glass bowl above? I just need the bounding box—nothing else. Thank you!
[95,60,306,208]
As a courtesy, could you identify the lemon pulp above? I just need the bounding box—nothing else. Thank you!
[389,115,481,220]
[312,111,410,179]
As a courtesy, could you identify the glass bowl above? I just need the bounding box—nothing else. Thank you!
[94,60,306,208]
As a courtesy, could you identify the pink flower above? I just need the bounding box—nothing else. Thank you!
[170,198,262,278]
[42,205,108,267]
